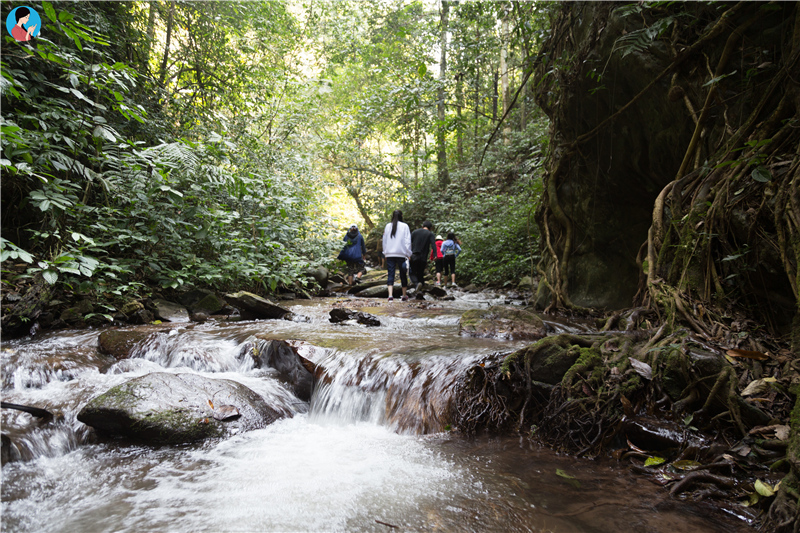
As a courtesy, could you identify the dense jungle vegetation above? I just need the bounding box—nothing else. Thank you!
[1,0,548,311]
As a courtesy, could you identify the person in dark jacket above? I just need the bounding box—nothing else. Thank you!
[338,224,367,285]
[409,221,436,291]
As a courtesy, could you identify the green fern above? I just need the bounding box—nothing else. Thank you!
[613,16,675,58]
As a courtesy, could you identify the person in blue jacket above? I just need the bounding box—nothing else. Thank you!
[440,232,462,287]
[338,224,367,285]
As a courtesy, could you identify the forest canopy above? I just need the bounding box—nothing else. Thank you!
[1,0,548,304]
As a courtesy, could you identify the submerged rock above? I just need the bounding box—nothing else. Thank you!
[329,308,381,327]
[77,372,284,444]
[224,291,292,319]
[459,306,546,340]
[97,325,175,359]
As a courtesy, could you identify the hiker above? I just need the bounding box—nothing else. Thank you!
[430,234,445,286]
[409,221,436,291]
[440,232,462,287]
[381,210,411,301]
[337,224,367,285]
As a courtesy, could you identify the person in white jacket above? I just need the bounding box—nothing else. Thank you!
[382,209,412,301]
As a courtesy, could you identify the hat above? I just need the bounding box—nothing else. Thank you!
[350,224,358,230]
[436,235,443,240]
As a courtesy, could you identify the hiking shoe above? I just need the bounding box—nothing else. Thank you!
[435,281,441,286]
[416,282,423,291]
[401,295,409,301]
[388,297,394,302]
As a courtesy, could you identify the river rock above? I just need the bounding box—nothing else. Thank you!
[329,308,381,327]
[152,299,190,322]
[224,291,292,319]
[1,433,21,465]
[356,285,391,298]
[346,280,387,294]
[459,306,546,340]
[248,339,316,401]
[425,286,447,298]
[98,329,154,359]
[77,372,284,444]
[179,289,226,315]
[0,273,55,339]
[303,266,329,288]
[518,276,535,291]
[97,324,175,359]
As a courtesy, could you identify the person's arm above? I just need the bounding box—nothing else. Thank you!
[360,235,367,257]
[403,226,412,258]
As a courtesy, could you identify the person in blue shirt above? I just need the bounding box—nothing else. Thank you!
[338,224,367,285]
[439,232,462,287]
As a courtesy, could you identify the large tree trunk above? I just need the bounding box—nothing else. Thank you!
[158,0,175,86]
[437,0,449,188]
[145,1,157,67]
[500,11,510,145]
[456,72,463,162]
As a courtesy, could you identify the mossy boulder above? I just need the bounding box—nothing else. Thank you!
[77,372,285,444]
[179,289,226,315]
[460,306,546,340]
[501,335,593,386]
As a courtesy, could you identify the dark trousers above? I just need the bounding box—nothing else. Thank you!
[409,258,427,286]
[386,257,408,287]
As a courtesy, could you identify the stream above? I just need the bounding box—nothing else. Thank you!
[1,293,755,532]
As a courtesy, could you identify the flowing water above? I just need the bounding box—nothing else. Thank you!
[2,294,755,532]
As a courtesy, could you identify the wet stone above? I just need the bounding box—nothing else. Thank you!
[77,372,285,445]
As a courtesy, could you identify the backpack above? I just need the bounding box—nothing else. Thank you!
[442,242,456,256]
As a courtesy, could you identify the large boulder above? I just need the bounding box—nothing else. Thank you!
[459,306,547,340]
[179,289,227,315]
[224,291,292,319]
[152,299,190,323]
[77,372,284,444]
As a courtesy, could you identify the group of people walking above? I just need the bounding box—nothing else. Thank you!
[338,210,461,302]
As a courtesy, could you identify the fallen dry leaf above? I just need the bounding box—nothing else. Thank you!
[726,348,768,361]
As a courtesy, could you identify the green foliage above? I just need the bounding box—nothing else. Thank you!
[1,1,335,306]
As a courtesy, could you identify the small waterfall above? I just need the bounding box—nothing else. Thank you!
[131,328,254,373]
[310,350,497,434]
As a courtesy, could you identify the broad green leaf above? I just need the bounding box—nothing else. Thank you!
[42,269,59,285]
[751,166,772,183]
[754,479,774,497]
[43,2,58,23]
[644,456,666,467]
